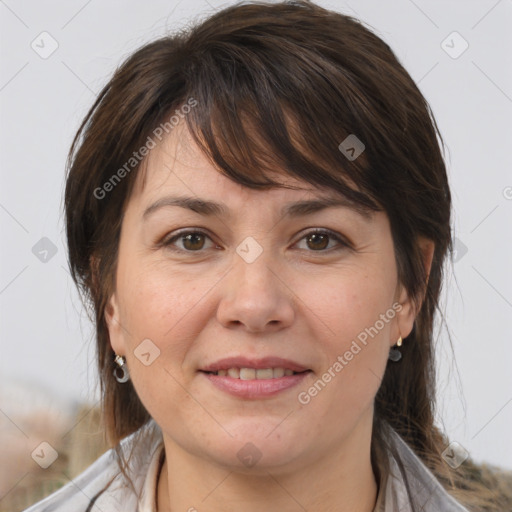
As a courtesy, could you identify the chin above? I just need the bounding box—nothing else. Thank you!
[210,444,304,475]
[196,419,310,473]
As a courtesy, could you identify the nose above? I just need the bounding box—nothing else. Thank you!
[216,249,295,334]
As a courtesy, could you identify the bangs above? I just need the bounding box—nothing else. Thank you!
[182,83,382,214]
[145,21,386,214]
[188,97,380,212]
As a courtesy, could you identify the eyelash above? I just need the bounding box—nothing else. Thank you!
[160,228,350,254]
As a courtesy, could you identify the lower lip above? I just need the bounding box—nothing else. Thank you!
[199,371,312,399]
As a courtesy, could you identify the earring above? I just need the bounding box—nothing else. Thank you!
[389,336,403,362]
[113,354,130,383]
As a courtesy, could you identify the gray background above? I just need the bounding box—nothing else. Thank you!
[1,0,511,470]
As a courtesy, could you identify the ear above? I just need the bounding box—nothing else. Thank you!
[91,254,127,356]
[392,236,435,345]
[104,291,127,356]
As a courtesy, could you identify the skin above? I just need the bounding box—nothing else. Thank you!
[105,120,434,512]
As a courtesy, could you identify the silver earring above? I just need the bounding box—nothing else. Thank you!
[389,336,402,362]
[113,354,130,383]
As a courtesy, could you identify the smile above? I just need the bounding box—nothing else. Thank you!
[203,367,306,379]
[199,369,312,399]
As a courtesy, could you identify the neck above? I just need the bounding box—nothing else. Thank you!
[157,415,378,512]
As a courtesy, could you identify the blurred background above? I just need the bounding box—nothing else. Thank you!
[1,0,511,510]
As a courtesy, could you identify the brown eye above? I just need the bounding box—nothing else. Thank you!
[163,230,216,252]
[295,229,348,252]
[182,232,206,251]
[305,232,329,251]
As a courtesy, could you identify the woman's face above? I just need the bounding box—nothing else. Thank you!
[106,121,421,473]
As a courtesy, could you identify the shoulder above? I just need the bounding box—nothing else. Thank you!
[22,420,163,512]
[383,426,470,512]
[21,447,124,512]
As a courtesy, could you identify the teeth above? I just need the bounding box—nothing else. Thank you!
[256,368,273,380]
[240,368,256,380]
[227,368,240,378]
[211,367,304,379]
[273,367,285,378]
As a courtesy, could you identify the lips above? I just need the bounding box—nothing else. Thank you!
[200,369,311,399]
[199,356,310,374]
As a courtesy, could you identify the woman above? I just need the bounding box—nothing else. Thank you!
[23,1,498,510]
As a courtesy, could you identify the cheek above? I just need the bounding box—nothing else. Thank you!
[296,265,395,412]
[121,262,191,332]
[117,262,220,367]
[115,266,209,423]
[309,265,396,349]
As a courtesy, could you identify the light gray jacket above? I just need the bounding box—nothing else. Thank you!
[23,420,471,512]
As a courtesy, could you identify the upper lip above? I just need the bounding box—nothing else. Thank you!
[200,356,310,373]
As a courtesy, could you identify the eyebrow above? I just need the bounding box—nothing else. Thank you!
[142,195,373,221]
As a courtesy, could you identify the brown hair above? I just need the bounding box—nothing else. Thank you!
[64,1,498,509]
